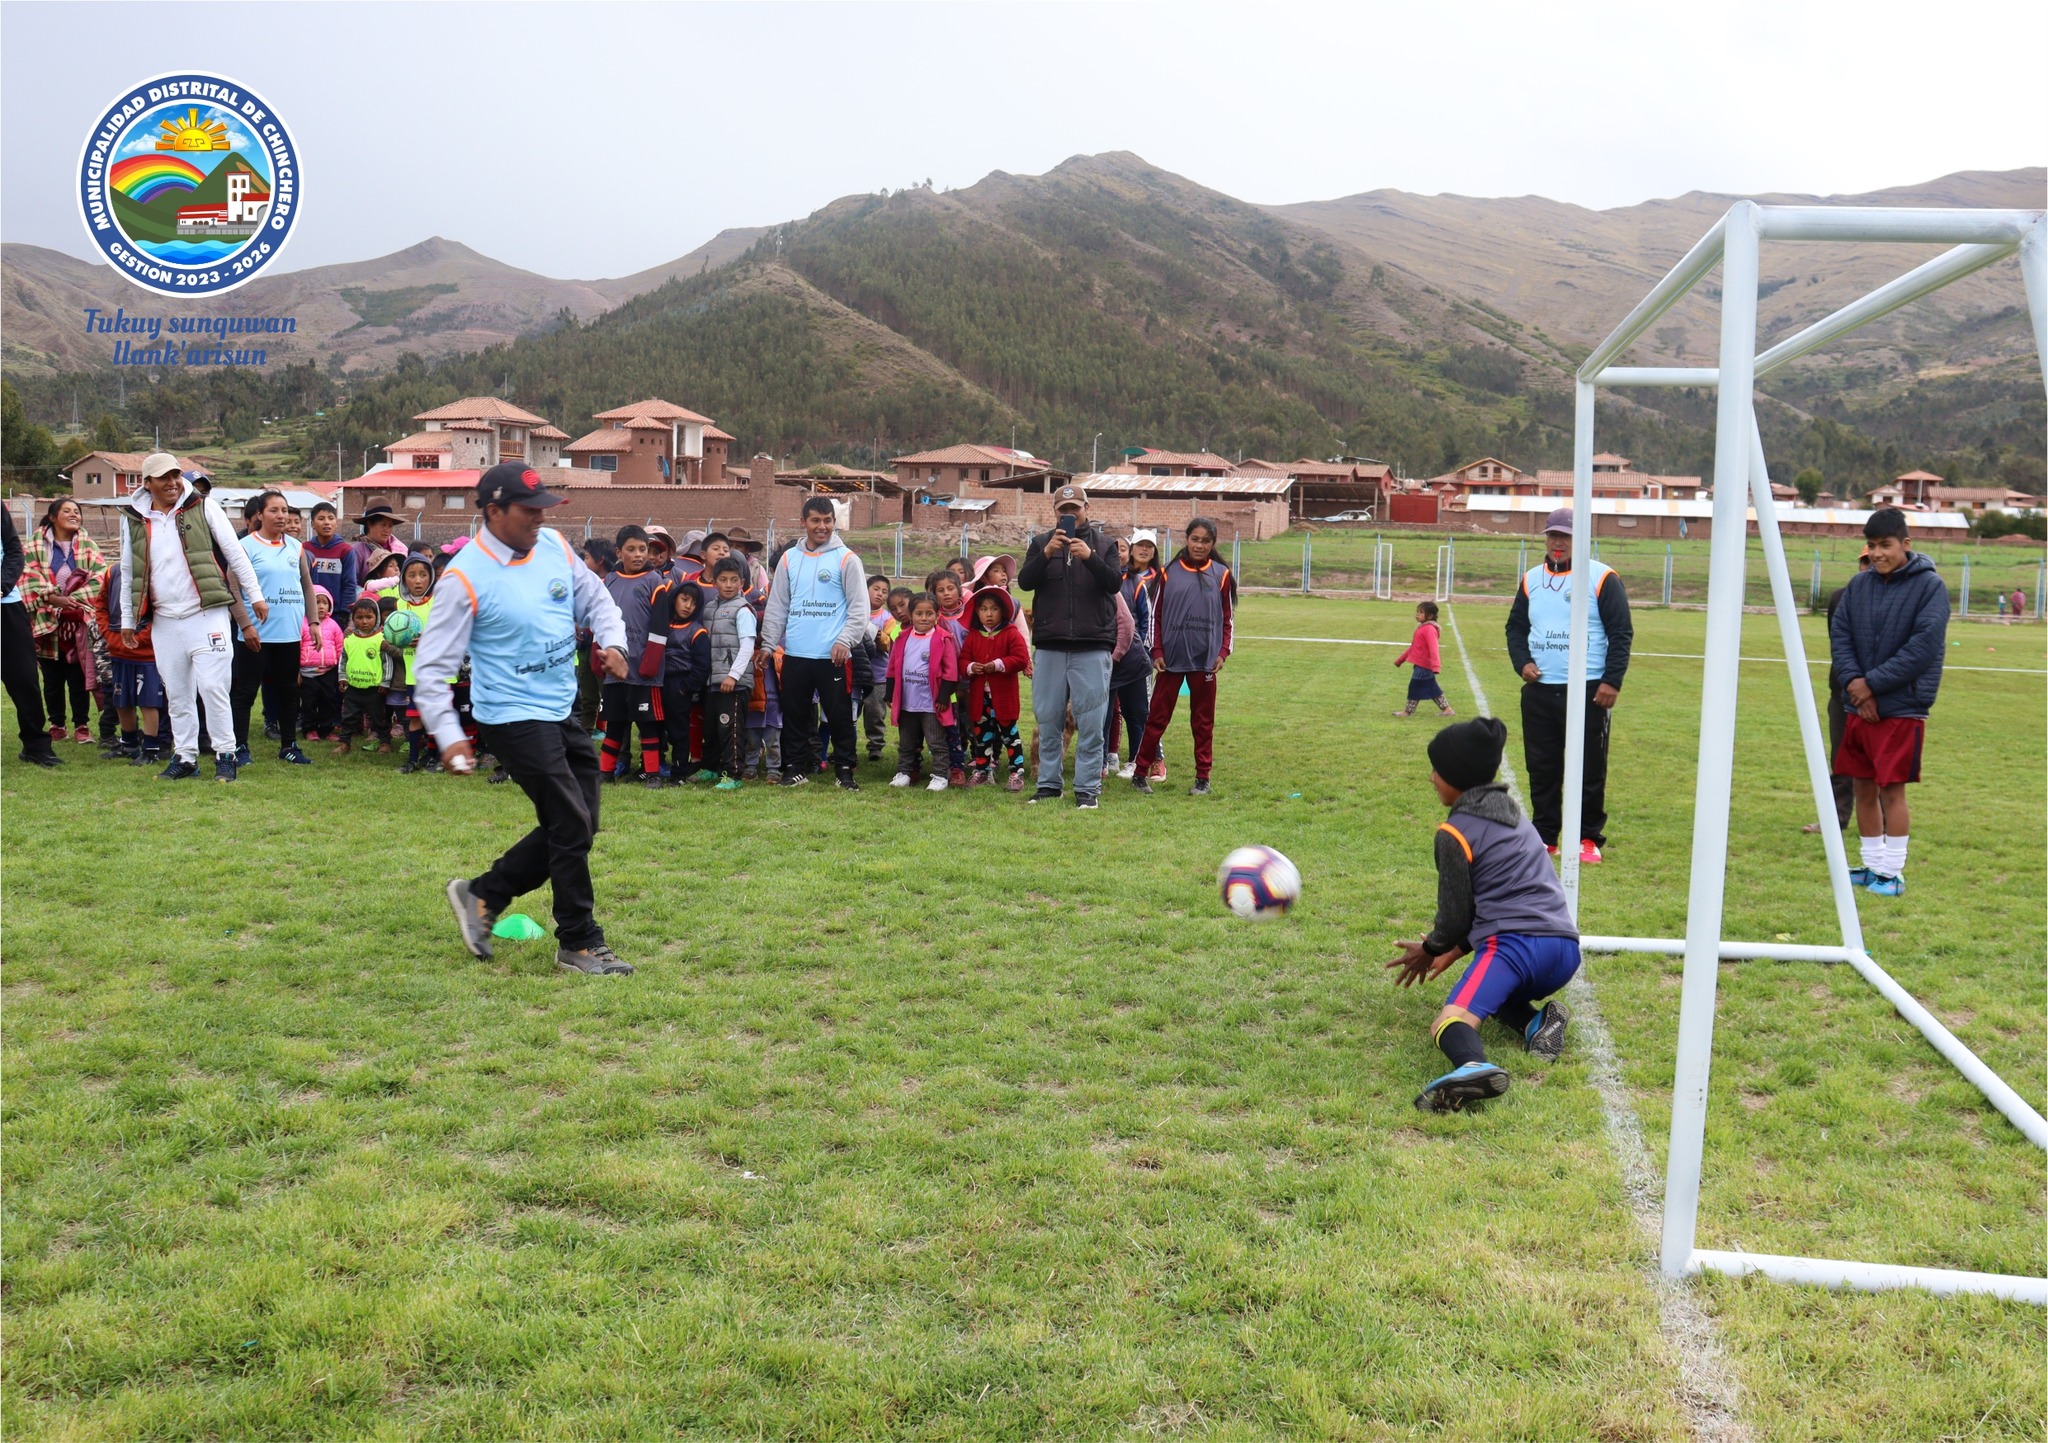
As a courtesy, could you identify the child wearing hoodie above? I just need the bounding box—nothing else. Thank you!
[701,557,758,790]
[643,577,713,788]
[888,592,960,791]
[1392,601,1453,718]
[299,587,345,740]
[601,526,667,782]
[1387,717,1578,1114]
[924,568,971,785]
[863,573,894,761]
[961,586,1031,790]
[390,552,438,771]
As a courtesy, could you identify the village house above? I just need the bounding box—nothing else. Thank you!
[1525,453,1703,502]
[891,444,1057,494]
[63,450,220,501]
[1921,485,2042,516]
[1106,448,1237,478]
[386,398,567,471]
[561,399,731,486]
[1428,457,1537,500]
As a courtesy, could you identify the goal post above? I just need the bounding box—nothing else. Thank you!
[1560,200,2048,1305]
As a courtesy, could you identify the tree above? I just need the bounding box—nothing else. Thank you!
[91,413,129,450]
[1792,466,1824,504]
[2,377,59,474]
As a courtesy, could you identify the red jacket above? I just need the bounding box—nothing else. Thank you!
[886,623,960,726]
[960,591,1031,725]
[1394,621,1442,673]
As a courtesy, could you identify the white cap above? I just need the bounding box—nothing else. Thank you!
[1129,529,1159,550]
[141,451,182,479]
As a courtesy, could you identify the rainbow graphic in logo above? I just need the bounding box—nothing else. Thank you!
[109,155,206,207]
[77,73,301,297]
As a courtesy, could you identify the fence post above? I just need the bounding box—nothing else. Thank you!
[894,522,904,579]
[2037,555,2045,619]
[1447,536,1455,596]
[960,523,970,559]
[583,515,593,542]
[1663,545,1673,606]
[1230,533,1240,577]
[1301,531,1312,594]
[1960,553,1970,618]
[1809,549,1821,610]
[1517,537,1527,577]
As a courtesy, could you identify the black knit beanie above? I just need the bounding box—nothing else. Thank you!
[1428,716,1507,792]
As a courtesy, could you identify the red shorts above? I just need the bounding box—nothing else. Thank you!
[1834,714,1924,786]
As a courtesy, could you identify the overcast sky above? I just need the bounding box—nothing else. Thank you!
[5,0,2042,280]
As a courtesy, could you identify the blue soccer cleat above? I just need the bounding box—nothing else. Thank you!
[1848,867,1877,888]
[1865,873,1905,897]
[1414,1061,1510,1113]
[1525,1001,1571,1060]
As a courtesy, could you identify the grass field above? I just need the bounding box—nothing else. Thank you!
[3,597,2042,1440]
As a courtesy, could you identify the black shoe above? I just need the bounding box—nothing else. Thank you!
[19,748,63,769]
[446,878,497,960]
[214,755,239,783]
[780,771,811,787]
[233,745,252,767]
[1027,786,1061,804]
[422,757,442,773]
[557,943,634,976]
[278,746,313,765]
[641,772,665,790]
[487,766,511,784]
[836,772,860,791]
[103,740,139,760]
[1525,1001,1571,1061]
[1074,792,1099,810]
[158,758,198,780]
[263,721,280,741]
[132,749,161,768]
[1131,775,1153,795]
[399,759,418,775]
[1189,778,1211,796]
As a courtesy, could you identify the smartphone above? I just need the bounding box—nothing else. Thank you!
[1056,514,1078,537]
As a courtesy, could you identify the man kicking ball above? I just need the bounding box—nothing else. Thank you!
[1387,716,1580,1112]
[417,463,633,976]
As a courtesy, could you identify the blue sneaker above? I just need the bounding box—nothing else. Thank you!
[278,745,312,765]
[1525,1001,1571,1060]
[1848,866,1877,888]
[1866,873,1905,897]
[1415,1061,1510,1113]
[233,745,252,768]
[157,758,199,781]
[215,755,238,783]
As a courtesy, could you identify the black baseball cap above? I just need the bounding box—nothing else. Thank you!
[476,461,568,509]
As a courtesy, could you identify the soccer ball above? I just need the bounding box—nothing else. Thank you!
[1217,846,1301,920]
[383,609,423,649]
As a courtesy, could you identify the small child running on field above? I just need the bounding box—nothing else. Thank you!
[1387,716,1578,1113]
[1393,600,1453,717]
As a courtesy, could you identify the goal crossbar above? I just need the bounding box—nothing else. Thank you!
[1559,200,2048,1304]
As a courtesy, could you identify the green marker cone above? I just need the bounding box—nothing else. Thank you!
[491,913,546,941]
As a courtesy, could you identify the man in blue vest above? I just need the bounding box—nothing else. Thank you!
[760,496,869,789]
[1504,507,1633,865]
[417,463,633,976]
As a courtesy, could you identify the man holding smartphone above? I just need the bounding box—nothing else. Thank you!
[1017,484,1123,808]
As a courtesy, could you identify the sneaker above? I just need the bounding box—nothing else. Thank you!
[1525,1001,1570,1061]
[488,766,511,784]
[1147,761,1166,783]
[1074,792,1099,810]
[712,777,742,792]
[158,758,199,780]
[133,749,160,769]
[1005,771,1025,793]
[689,768,720,784]
[780,770,810,787]
[214,755,238,783]
[233,745,252,768]
[948,766,966,787]
[1116,763,1136,781]
[641,772,665,790]
[965,768,988,787]
[263,720,280,741]
[48,725,66,744]
[764,769,782,784]
[927,774,949,792]
[1579,840,1602,865]
[1190,778,1211,796]
[103,739,138,760]
[399,760,419,775]
[1866,873,1905,897]
[836,773,860,791]
[556,943,634,976]
[445,878,496,960]
[1847,866,1877,888]
[743,765,758,780]
[1414,1061,1510,1113]
[422,757,442,774]
[1546,844,1560,858]
[1131,774,1154,795]
[890,772,913,788]
[1103,753,1119,780]
[278,746,312,765]
[1027,786,1061,804]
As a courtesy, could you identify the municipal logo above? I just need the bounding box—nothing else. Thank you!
[548,579,570,602]
[77,73,300,297]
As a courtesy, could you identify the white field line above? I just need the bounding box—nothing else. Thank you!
[1444,605,1750,1443]
[1241,635,2046,676]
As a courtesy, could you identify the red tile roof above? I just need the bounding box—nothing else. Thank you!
[385,432,456,453]
[892,444,1050,469]
[1893,469,1945,483]
[564,427,635,454]
[531,425,570,441]
[1130,448,1236,470]
[1590,452,1632,467]
[338,469,485,490]
[619,415,669,430]
[441,419,495,432]
[412,397,552,427]
[703,425,735,442]
[594,399,714,424]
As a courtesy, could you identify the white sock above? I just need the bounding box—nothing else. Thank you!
[1884,834,1908,877]
[1859,836,1883,873]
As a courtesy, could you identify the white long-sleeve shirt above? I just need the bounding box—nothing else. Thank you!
[413,525,626,751]
[118,481,264,630]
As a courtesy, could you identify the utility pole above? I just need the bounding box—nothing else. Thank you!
[1092,433,1101,473]
[336,444,343,483]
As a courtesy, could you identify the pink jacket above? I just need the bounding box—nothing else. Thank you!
[886,623,960,726]
[1394,621,1441,672]
[300,615,345,670]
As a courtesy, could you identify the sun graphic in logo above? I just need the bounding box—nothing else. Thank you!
[154,108,231,153]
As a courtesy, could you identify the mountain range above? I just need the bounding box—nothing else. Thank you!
[3,155,2040,486]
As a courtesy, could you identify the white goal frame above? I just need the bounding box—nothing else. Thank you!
[1558,201,2048,1305]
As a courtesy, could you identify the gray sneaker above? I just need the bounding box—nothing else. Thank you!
[557,943,634,976]
[1525,1001,1571,1060]
[1074,792,1099,810]
[446,878,496,960]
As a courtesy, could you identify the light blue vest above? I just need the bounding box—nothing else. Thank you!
[445,529,581,725]
[241,533,305,644]
[1523,561,1611,683]
[779,538,853,659]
